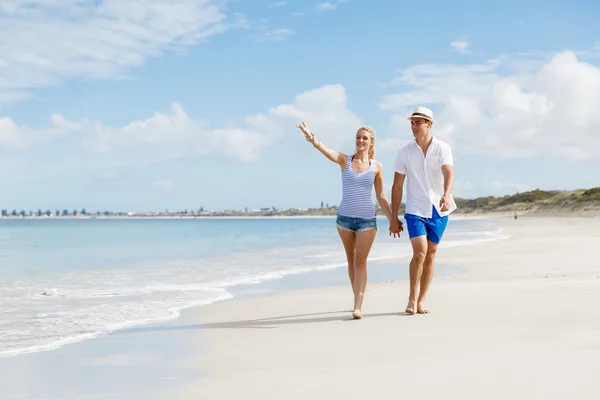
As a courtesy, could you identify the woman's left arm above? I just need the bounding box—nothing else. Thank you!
[374,162,393,220]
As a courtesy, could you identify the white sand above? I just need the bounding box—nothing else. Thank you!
[174,215,600,399]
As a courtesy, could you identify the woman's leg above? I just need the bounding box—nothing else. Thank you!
[352,228,377,313]
[337,227,356,293]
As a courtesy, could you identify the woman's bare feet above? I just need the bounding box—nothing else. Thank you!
[352,309,362,319]
[405,299,417,315]
[417,301,429,314]
[353,293,364,317]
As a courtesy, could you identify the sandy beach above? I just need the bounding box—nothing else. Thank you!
[1,214,599,400]
[173,215,600,399]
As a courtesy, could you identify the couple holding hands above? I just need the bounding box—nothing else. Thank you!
[296,106,456,319]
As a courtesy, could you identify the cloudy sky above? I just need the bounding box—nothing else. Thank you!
[1,0,599,212]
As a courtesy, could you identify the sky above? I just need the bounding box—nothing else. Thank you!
[1,0,599,212]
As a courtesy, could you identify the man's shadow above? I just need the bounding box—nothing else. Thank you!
[118,310,408,334]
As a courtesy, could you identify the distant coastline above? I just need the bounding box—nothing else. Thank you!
[1,187,598,219]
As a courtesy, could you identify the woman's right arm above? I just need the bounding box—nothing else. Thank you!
[296,121,347,168]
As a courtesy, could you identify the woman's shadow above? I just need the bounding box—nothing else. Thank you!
[118,310,408,334]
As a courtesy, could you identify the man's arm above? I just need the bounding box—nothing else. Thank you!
[442,164,454,196]
[439,144,455,212]
[439,164,454,212]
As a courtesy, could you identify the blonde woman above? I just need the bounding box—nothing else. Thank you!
[296,122,403,319]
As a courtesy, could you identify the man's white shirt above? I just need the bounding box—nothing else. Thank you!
[393,137,457,218]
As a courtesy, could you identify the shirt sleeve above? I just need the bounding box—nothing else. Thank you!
[393,150,407,174]
[441,144,454,166]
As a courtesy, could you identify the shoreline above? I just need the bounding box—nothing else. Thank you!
[0,248,467,360]
[0,259,466,399]
[0,216,503,399]
[0,214,500,360]
[173,214,600,399]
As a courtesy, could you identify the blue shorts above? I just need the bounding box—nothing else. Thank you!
[336,215,377,233]
[404,206,448,244]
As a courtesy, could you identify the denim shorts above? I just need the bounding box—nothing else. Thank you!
[404,206,448,244]
[336,215,377,233]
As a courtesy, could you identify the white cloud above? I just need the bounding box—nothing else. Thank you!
[82,103,271,163]
[247,84,363,149]
[0,0,239,106]
[268,1,288,7]
[0,84,363,163]
[379,51,600,162]
[0,113,79,148]
[376,115,414,156]
[450,40,471,54]
[378,138,411,156]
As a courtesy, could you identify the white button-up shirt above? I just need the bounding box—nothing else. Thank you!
[393,137,457,218]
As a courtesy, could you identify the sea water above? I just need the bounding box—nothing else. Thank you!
[0,216,507,358]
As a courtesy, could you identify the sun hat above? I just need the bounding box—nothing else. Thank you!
[407,106,435,124]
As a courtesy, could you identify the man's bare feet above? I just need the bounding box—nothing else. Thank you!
[417,301,429,314]
[405,299,416,315]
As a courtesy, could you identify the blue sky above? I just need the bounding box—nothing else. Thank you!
[1,0,599,212]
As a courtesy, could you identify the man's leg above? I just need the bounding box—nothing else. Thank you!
[403,214,428,314]
[406,236,428,314]
[417,208,448,313]
[417,240,438,314]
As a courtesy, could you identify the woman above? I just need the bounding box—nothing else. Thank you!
[296,121,400,319]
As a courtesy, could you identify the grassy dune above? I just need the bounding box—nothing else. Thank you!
[454,187,600,214]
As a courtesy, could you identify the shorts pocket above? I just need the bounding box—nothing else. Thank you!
[336,215,354,231]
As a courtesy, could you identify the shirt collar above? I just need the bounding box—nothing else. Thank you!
[411,136,438,147]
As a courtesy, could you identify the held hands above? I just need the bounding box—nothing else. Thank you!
[388,217,404,238]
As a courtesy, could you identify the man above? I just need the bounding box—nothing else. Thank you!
[389,106,456,315]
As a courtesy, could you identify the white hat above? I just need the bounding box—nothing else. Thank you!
[407,106,435,124]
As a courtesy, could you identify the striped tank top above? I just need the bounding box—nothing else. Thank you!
[337,156,376,219]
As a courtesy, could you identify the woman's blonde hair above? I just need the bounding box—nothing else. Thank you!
[357,126,376,160]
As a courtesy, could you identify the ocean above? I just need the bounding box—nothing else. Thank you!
[0,216,507,358]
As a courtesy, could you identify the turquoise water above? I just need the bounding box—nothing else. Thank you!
[0,216,507,358]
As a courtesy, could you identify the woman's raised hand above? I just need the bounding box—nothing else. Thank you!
[296,121,315,143]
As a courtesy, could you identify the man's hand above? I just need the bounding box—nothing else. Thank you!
[439,194,451,212]
[389,217,404,238]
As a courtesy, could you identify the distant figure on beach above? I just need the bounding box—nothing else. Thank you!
[389,106,456,315]
[296,122,401,320]
[514,211,518,221]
